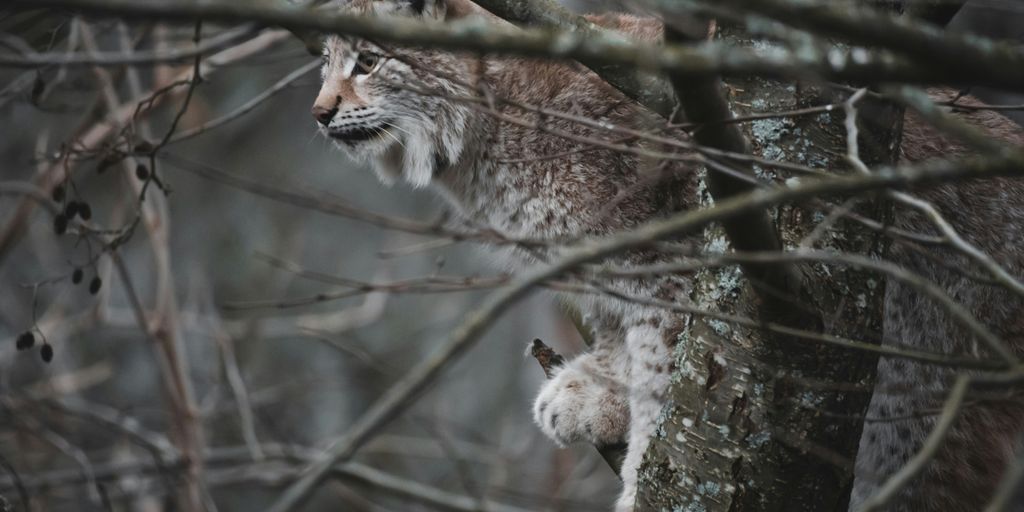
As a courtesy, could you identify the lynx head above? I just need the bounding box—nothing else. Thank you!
[312,0,482,188]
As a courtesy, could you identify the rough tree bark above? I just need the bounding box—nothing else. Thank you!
[637,19,904,512]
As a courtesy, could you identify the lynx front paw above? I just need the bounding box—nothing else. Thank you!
[532,363,629,446]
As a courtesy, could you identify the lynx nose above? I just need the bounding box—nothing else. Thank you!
[311,105,338,127]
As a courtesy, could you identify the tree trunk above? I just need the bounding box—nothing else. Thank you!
[637,26,904,511]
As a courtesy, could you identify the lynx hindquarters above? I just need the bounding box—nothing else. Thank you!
[850,93,1024,511]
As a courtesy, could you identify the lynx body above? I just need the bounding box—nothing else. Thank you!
[312,1,1024,509]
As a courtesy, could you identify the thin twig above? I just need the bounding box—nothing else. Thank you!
[168,59,319,144]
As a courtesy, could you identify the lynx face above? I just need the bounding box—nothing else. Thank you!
[314,37,395,148]
[312,0,473,187]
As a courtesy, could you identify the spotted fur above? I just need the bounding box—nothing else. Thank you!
[850,91,1024,511]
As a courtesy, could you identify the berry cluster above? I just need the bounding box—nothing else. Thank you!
[51,184,94,236]
[15,331,53,363]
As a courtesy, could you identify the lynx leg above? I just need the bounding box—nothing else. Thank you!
[615,321,674,512]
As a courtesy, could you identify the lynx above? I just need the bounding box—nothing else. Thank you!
[311,0,1024,509]
[851,94,1024,510]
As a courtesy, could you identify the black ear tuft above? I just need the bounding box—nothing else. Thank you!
[408,0,425,13]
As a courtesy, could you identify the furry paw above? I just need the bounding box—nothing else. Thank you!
[532,362,629,446]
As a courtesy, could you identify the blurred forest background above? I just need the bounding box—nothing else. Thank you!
[0,0,1022,511]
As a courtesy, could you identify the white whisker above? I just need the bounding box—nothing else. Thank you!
[380,126,405,149]
[381,120,415,138]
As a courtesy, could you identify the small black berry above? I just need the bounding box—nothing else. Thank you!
[72,268,83,284]
[16,331,35,350]
[136,164,150,180]
[78,203,92,221]
[53,214,68,235]
[40,344,53,363]
[52,184,65,203]
[64,201,80,219]
[89,276,102,294]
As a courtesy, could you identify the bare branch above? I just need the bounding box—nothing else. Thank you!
[6,0,1019,89]
[0,29,292,266]
[698,0,1018,87]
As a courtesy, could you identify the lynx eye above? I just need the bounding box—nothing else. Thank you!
[354,52,381,75]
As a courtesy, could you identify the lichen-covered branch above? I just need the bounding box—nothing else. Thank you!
[6,0,1024,90]
[699,0,1008,86]
[665,25,803,315]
